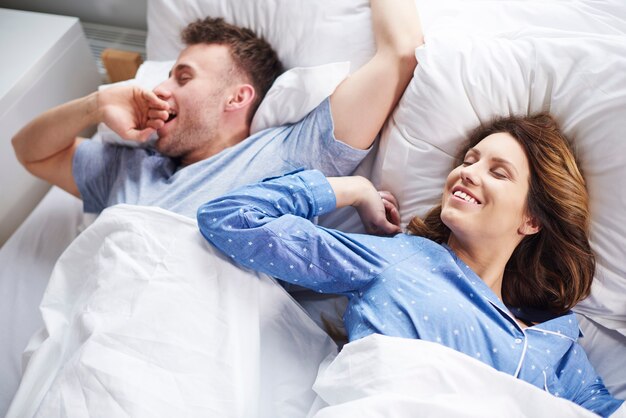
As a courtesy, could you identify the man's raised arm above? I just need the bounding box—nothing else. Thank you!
[329,0,423,150]
[11,86,169,197]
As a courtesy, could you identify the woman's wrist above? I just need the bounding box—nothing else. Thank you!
[327,176,372,209]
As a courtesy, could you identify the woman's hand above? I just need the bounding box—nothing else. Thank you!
[328,176,401,235]
[356,188,402,235]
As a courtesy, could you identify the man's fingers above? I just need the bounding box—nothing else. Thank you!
[124,127,155,142]
[148,108,169,120]
[142,89,169,109]
[146,118,165,130]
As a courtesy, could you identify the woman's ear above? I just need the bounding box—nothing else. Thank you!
[519,215,541,236]
[225,84,255,112]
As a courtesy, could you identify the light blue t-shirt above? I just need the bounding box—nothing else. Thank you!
[73,98,368,218]
[197,169,624,418]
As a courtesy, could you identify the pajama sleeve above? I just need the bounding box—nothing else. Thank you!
[197,169,389,295]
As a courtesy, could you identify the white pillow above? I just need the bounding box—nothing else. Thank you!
[414,0,626,39]
[146,0,374,70]
[373,33,626,334]
[146,0,626,69]
[250,61,350,133]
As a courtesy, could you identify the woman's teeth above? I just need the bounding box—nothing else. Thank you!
[453,190,478,204]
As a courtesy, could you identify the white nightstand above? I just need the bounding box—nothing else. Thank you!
[0,8,101,246]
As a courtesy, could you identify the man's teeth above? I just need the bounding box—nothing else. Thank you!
[453,190,478,204]
[166,111,177,122]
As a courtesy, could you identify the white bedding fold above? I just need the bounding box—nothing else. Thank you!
[311,334,597,418]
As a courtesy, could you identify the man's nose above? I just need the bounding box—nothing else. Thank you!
[153,81,171,100]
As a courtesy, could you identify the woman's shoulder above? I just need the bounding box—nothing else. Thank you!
[400,233,447,252]
[356,232,445,258]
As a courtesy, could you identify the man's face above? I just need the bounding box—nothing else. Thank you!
[152,44,235,162]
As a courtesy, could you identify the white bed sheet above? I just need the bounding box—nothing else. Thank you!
[0,187,85,416]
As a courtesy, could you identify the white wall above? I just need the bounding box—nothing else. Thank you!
[0,0,148,29]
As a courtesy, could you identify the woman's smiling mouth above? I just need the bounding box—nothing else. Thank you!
[452,188,481,204]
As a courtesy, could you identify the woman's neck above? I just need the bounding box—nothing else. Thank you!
[447,235,515,300]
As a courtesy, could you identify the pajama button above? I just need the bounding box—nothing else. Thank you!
[514,338,522,344]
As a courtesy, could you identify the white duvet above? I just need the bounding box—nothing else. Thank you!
[7,205,336,418]
[311,334,600,418]
[7,205,616,418]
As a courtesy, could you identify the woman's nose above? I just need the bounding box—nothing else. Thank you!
[460,165,481,186]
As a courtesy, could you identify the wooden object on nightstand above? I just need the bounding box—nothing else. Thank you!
[101,48,143,82]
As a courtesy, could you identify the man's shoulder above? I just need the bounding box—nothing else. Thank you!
[76,140,172,174]
[79,139,162,158]
[245,123,291,142]
[247,96,332,140]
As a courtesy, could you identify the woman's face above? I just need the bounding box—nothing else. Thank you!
[441,132,538,247]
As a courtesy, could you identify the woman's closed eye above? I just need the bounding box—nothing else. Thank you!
[491,169,509,179]
[462,159,476,167]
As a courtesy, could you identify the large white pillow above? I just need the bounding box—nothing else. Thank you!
[146,0,374,70]
[146,0,626,69]
[415,0,626,39]
[142,0,626,149]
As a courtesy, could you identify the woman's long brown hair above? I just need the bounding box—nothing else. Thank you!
[407,113,595,314]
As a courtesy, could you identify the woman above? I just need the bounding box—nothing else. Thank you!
[197,113,624,417]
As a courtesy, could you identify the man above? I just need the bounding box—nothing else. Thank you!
[12,0,423,218]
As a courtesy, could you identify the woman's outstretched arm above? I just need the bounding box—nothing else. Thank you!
[197,169,398,294]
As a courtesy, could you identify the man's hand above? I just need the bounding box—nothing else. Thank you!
[98,85,170,142]
[12,85,169,198]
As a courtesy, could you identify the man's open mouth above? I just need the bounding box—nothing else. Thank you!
[166,110,177,123]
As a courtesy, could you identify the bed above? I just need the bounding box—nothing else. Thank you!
[1,0,625,416]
